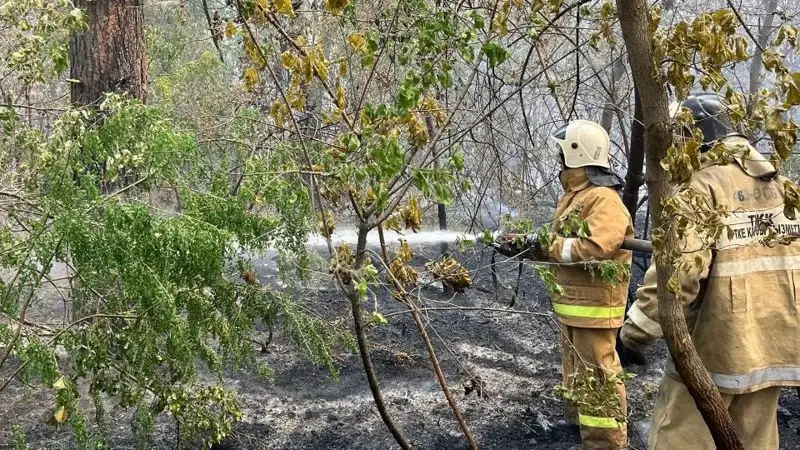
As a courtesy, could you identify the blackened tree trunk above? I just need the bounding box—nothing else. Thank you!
[70,0,147,106]
[622,85,645,222]
[615,0,744,447]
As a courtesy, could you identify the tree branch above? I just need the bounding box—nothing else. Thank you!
[569,8,580,120]
[376,227,477,449]
[202,0,225,63]
[726,0,765,53]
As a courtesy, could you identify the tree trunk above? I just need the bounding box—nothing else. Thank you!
[615,0,744,448]
[426,115,449,257]
[622,84,645,222]
[70,0,147,106]
[601,56,626,133]
[351,226,413,449]
[747,0,779,114]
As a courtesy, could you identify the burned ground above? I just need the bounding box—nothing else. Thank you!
[1,242,799,449]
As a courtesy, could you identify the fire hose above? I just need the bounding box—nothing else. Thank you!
[488,234,654,260]
[620,238,653,254]
[486,234,653,307]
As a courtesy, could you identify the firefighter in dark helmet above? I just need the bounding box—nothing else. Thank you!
[620,92,800,449]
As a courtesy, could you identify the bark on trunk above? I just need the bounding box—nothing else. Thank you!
[426,115,449,256]
[70,0,147,106]
[615,0,744,447]
[747,0,778,114]
[622,85,645,222]
[601,56,627,133]
[351,227,412,449]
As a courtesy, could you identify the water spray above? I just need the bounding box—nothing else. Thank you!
[306,228,653,256]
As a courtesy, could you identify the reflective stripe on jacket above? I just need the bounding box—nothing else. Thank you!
[620,137,800,394]
[547,168,634,329]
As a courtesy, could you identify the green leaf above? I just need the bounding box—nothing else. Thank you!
[371,311,388,325]
[535,265,563,296]
[369,136,404,181]
[397,72,424,110]
[412,168,455,204]
[356,279,368,300]
[0,106,19,133]
[360,54,376,68]
[374,183,389,210]
[450,147,465,171]
[344,133,361,152]
[470,11,485,30]
[362,263,379,282]
[482,42,510,68]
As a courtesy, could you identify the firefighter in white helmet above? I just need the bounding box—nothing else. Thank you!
[619,92,800,448]
[497,119,634,449]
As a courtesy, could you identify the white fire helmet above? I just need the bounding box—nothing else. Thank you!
[552,120,611,169]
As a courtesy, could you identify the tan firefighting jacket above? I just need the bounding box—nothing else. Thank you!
[546,168,634,329]
[620,136,800,394]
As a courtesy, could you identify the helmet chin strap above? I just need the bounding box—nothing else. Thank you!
[558,150,567,169]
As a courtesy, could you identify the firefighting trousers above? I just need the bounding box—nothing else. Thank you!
[648,375,780,449]
[561,324,628,449]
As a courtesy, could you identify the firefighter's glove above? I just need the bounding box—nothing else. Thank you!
[617,325,648,368]
[618,342,648,368]
[525,232,543,255]
[494,233,528,258]
[494,239,521,258]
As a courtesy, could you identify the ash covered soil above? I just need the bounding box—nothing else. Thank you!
[2,242,800,450]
